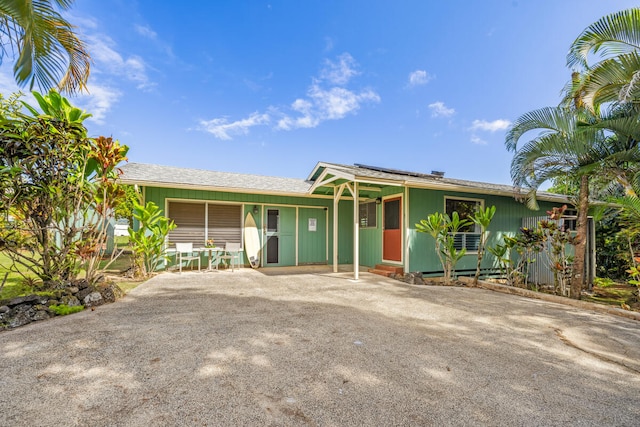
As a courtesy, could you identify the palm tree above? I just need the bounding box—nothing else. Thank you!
[566,8,640,111]
[506,107,606,299]
[0,0,90,94]
[506,106,640,298]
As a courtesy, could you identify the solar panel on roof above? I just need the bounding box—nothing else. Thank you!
[353,163,440,179]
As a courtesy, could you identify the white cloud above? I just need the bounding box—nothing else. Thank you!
[66,14,98,30]
[428,101,455,118]
[0,64,21,96]
[86,34,154,91]
[134,24,157,40]
[470,119,511,132]
[408,70,432,86]
[199,112,270,140]
[278,84,380,131]
[0,59,119,125]
[77,83,122,124]
[319,53,359,85]
[309,84,379,120]
[470,135,487,145]
[202,53,380,139]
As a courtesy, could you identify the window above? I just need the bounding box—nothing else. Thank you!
[560,208,578,231]
[168,202,206,247]
[445,197,482,252]
[359,201,377,228]
[168,201,242,248]
[207,204,242,246]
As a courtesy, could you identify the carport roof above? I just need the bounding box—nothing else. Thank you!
[308,162,570,203]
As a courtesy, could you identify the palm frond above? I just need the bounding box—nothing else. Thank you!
[505,107,578,152]
[574,52,640,110]
[0,0,90,94]
[568,8,640,69]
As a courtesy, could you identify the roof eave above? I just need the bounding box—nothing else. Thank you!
[118,178,328,198]
[404,180,571,204]
[306,161,335,181]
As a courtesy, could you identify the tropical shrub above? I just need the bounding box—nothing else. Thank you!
[470,206,496,285]
[489,227,545,289]
[0,90,128,285]
[129,201,176,278]
[416,212,471,285]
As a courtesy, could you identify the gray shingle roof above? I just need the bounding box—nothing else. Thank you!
[119,161,569,203]
[315,162,569,202]
[119,163,312,194]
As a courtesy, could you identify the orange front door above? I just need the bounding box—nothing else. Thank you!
[383,197,402,262]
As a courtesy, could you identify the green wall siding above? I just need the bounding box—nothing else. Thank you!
[265,206,296,266]
[143,185,561,273]
[145,186,342,267]
[337,200,354,264]
[298,207,327,264]
[357,187,405,268]
[408,187,562,274]
[146,187,332,209]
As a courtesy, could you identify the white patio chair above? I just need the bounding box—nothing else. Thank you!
[219,242,242,271]
[175,242,200,272]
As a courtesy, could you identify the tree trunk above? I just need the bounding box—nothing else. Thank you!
[570,175,589,299]
[474,235,485,286]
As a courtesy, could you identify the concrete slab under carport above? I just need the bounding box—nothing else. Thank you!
[0,268,638,426]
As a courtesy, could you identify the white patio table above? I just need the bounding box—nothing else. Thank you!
[200,247,226,271]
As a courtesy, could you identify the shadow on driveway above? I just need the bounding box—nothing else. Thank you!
[1,269,639,425]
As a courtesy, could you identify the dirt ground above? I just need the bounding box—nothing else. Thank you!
[1,267,639,426]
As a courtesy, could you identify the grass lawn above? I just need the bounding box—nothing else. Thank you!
[583,279,639,310]
[1,250,143,300]
[0,251,39,300]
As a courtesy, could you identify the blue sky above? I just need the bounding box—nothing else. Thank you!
[2,0,638,185]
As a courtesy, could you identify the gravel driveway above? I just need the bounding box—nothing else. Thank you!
[1,267,639,426]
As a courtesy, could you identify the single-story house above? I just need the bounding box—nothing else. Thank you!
[119,161,594,283]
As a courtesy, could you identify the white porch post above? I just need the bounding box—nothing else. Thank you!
[333,184,344,273]
[353,181,359,280]
[404,187,410,274]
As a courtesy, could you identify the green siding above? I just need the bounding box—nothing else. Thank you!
[265,206,296,266]
[357,187,405,268]
[337,200,354,264]
[359,219,381,268]
[408,187,562,275]
[145,186,332,209]
[298,207,327,264]
[142,184,563,273]
[145,187,334,268]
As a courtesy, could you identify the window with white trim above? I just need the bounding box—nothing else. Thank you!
[167,201,242,248]
[561,208,578,231]
[359,201,377,228]
[445,197,482,252]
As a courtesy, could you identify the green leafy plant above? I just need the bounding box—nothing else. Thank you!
[129,201,176,278]
[593,277,615,288]
[490,227,545,289]
[76,136,130,282]
[470,205,496,285]
[49,304,84,316]
[627,266,640,287]
[625,266,640,309]
[416,211,471,285]
[0,90,128,286]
